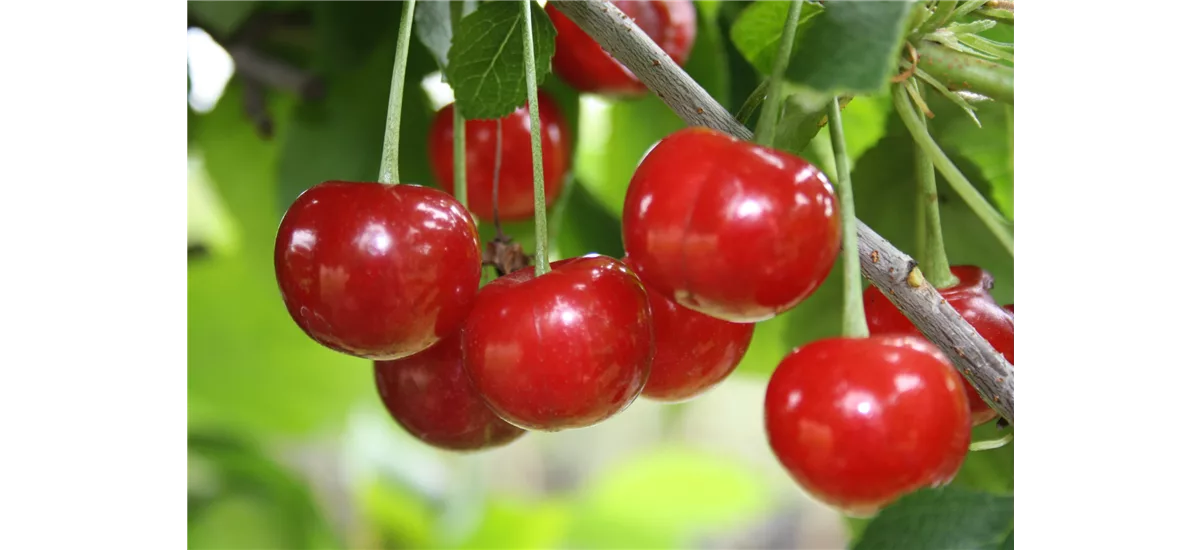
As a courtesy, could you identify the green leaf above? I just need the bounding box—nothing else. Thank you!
[189,1,260,38]
[574,96,686,216]
[277,34,439,212]
[415,0,480,69]
[188,82,371,436]
[853,487,1013,550]
[456,498,572,550]
[786,1,917,102]
[952,423,1015,493]
[312,1,402,73]
[568,448,770,548]
[928,96,1013,220]
[188,432,342,549]
[852,122,1013,303]
[445,1,556,120]
[359,478,437,548]
[730,0,824,75]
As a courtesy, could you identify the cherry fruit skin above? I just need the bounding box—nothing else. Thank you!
[765,335,972,516]
[545,1,696,96]
[274,181,482,360]
[1004,303,1014,314]
[428,91,571,221]
[374,329,524,451]
[862,265,1014,426]
[462,255,654,431]
[622,127,841,323]
[622,258,755,401]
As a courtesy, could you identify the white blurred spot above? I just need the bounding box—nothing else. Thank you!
[422,71,456,111]
[186,28,235,113]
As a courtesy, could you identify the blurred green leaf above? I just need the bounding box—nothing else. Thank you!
[568,448,770,548]
[730,0,823,75]
[928,96,1013,220]
[456,498,572,550]
[188,432,341,549]
[952,424,1015,493]
[999,529,1015,550]
[188,154,240,257]
[445,1,556,119]
[415,0,480,70]
[853,487,1013,550]
[361,478,437,548]
[277,35,438,212]
[189,495,288,550]
[685,0,732,107]
[312,1,402,73]
[852,122,1013,303]
[786,1,917,105]
[188,82,370,436]
[189,1,260,38]
[575,96,685,217]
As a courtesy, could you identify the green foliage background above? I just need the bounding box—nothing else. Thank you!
[188,1,1013,548]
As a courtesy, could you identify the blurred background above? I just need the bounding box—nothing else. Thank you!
[187,2,1014,548]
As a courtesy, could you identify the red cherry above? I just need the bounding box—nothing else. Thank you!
[620,257,755,401]
[274,181,481,360]
[765,335,972,516]
[863,265,1014,426]
[374,329,524,451]
[1004,303,1014,314]
[545,0,696,96]
[428,91,571,221]
[462,255,653,431]
[622,127,841,323]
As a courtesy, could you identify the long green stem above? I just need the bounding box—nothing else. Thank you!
[826,98,868,339]
[915,41,1013,105]
[892,85,1014,255]
[378,0,418,184]
[910,85,957,288]
[521,0,549,276]
[452,112,468,204]
[919,1,959,34]
[450,1,468,206]
[754,0,804,147]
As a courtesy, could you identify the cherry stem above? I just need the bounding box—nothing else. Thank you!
[918,0,959,35]
[968,432,1014,451]
[892,84,1014,256]
[753,0,804,147]
[909,84,958,289]
[453,111,468,205]
[521,0,550,276]
[451,1,468,207]
[826,98,869,339]
[377,0,417,185]
[492,119,504,236]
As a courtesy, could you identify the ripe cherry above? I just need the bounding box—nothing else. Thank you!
[862,265,1014,426]
[545,0,696,96]
[622,127,841,323]
[428,91,571,221]
[765,335,972,516]
[1004,303,1014,314]
[374,329,524,451]
[274,182,481,360]
[621,257,755,402]
[462,255,653,431]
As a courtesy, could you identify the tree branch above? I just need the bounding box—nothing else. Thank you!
[548,0,1014,424]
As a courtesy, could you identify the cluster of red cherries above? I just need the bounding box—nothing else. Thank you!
[272,0,1014,516]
